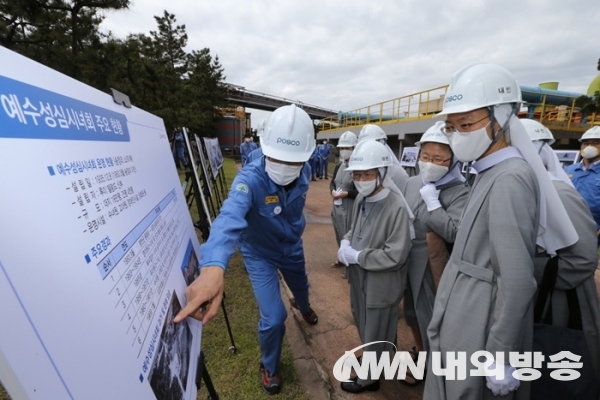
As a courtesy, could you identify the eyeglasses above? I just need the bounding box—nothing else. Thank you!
[582,140,600,146]
[352,171,377,180]
[443,115,490,135]
[419,155,451,164]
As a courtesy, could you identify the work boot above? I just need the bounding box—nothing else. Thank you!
[260,363,281,395]
[289,298,319,325]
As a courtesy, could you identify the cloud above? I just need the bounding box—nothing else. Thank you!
[100,0,600,127]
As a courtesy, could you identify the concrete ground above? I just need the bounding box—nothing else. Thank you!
[281,171,600,400]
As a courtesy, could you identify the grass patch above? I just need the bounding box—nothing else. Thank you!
[0,158,307,399]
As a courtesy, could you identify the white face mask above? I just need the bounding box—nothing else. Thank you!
[448,124,492,162]
[245,138,251,143]
[265,159,303,186]
[581,145,599,159]
[340,149,353,161]
[354,179,378,197]
[418,161,449,182]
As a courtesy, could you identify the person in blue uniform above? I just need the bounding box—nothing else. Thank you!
[565,126,600,244]
[240,134,258,166]
[319,139,331,179]
[174,104,318,396]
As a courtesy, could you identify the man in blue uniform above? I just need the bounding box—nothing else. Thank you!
[239,134,258,166]
[174,104,318,395]
[565,126,600,244]
[319,139,331,179]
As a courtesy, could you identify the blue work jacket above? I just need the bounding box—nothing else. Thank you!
[240,141,257,159]
[565,161,600,229]
[199,157,310,269]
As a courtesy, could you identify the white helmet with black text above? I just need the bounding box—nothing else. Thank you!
[520,119,556,145]
[260,104,316,162]
[357,124,387,143]
[438,63,522,116]
[337,131,358,148]
[580,126,600,141]
[416,121,450,148]
[346,140,391,171]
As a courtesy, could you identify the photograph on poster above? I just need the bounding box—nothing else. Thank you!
[180,240,199,286]
[400,146,418,167]
[148,291,193,400]
[203,137,224,178]
[554,150,580,168]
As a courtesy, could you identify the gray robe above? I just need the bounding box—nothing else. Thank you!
[425,157,540,400]
[533,180,600,382]
[402,175,469,352]
[330,161,357,246]
[344,190,412,384]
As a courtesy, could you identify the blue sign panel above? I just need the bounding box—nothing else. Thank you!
[0,75,130,141]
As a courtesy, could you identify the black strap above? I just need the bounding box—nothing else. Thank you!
[534,256,558,324]
[534,255,584,330]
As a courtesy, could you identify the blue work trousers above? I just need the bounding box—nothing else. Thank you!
[241,246,310,374]
[321,158,329,178]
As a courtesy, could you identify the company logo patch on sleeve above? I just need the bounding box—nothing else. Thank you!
[236,183,249,193]
[265,195,279,204]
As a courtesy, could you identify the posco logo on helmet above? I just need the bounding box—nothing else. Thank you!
[444,94,463,103]
[350,156,363,162]
[276,137,301,146]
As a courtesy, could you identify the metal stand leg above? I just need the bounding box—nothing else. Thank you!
[196,351,219,400]
[221,292,237,354]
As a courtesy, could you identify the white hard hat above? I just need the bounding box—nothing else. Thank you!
[337,131,358,148]
[438,63,522,116]
[358,124,387,143]
[256,118,267,137]
[580,126,600,142]
[346,140,391,171]
[260,105,316,162]
[520,119,556,145]
[415,121,449,148]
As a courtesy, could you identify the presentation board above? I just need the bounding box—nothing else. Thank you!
[554,150,580,168]
[203,137,224,179]
[0,47,202,399]
[400,146,418,168]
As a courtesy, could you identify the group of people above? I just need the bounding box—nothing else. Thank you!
[309,138,332,180]
[173,63,600,399]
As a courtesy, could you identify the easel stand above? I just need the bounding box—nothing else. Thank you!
[196,351,219,400]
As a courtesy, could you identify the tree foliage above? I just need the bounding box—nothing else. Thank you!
[1,4,227,137]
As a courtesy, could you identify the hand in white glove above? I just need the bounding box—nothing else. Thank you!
[338,240,351,266]
[419,184,442,212]
[485,362,520,396]
[343,246,361,265]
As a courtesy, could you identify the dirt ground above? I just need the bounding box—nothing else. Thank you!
[282,172,600,400]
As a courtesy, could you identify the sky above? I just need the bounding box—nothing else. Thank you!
[99,0,600,129]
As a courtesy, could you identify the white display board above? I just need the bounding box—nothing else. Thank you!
[0,47,201,399]
[554,150,580,168]
[203,137,224,179]
[400,146,419,167]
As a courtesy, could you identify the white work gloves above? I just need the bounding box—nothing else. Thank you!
[337,240,361,266]
[485,362,520,396]
[419,183,442,212]
[332,188,343,206]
